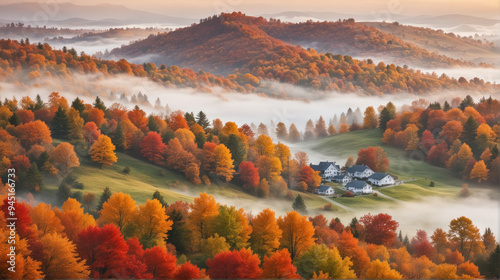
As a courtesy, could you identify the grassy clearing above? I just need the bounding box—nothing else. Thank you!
[305,129,462,187]
[41,143,333,213]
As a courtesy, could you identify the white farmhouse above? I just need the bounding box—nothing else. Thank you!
[310,161,342,180]
[344,180,373,194]
[315,185,335,196]
[332,174,352,185]
[346,165,375,179]
[367,172,395,186]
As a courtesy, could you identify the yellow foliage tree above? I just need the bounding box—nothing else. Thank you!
[54,198,96,242]
[213,144,235,181]
[250,208,282,257]
[97,192,136,231]
[256,134,275,157]
[365,259,403,279]
[186,193,219,242]
[39,233,89,279]
[132,199,173,248]
[277,211,316,260]
[430,263,459,279]
[469,160,489,182]
[29,202,64,237]
[89,134,117,168]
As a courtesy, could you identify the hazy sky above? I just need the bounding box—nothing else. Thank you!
[6,0,500,18]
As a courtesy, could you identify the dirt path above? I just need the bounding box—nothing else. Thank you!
[316,195,354,211]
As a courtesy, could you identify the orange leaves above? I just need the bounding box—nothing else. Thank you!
[49,142,79,172]
[262,249,300,279]
[14,120,52,148]
[89,135,117,168]
[277,211,316,260]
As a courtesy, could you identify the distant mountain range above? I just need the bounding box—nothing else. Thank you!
[0,2,194,27]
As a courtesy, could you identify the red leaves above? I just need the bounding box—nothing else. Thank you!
[238,161,260,191]
[207,248,262,279]
[360,213,399,246]
[76,224,129,278]
[143,246,177,279]
[141,131,166,164]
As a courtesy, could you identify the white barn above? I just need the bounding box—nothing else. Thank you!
[367,173,395,186]
[346,165,375,179]
[332,174,353,185]
[315,185,335,196]
[310,161,342,180]
[345,180,373,194]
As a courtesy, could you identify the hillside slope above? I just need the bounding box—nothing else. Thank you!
[258,19,481,68]
[363,22,498,65]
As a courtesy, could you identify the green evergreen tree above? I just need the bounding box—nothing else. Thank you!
[196,111,210,130]
[292,194,307,214]
[195,132,206,149]
[461,116,478,146]
[152,190,168,208]
[161,130,175,144]
[443,101,451,111]
[37,151,49,168]
[70,191,83,202]
[27,163,43,191]
[428,102,441,110]
[112,122,126,151]
[100,123,110,135]
[349,217,359,238]
[93,96,106,111]
[378,102,396,131]
[34,94,45,110]
[148,115,159,132]
[486,245,500,278]
[184,112,196,127]
[97,187,112,211]
[52,106,70,139]
[8,113,20,126]
[226,134,246,167]
[459,95,475,110]
[57,183,72,205]
[71,97,85,114]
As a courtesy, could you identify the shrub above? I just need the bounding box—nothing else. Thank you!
[64,174,77,185]
[459,183,471,197]
[160,170,166,177]
[202,175,211,186]
[323,203,334,211]
[73,182,84,190]
[429,181,435,187]
[123,166,131,174]
[342,191,355,197]
[373,192,378,197]
[70,191,83,202]
[285,191,294,200]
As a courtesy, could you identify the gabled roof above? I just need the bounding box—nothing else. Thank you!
[369,172,392,180]
[345,180,368,189]
[346,164,372,173]
[310,161,337,171]
[316,185,333,192]
[333,174,351,180]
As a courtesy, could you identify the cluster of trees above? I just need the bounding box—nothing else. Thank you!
[1,190,498,279]
[379,96,499,184]
[0,94,323,198]
[0,39,245,92]
[274,106,375,143]
[109,12,498,95]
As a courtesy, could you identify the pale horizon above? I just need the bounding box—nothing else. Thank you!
[1,0,499,19]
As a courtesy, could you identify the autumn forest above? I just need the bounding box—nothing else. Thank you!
[0,1,499,280]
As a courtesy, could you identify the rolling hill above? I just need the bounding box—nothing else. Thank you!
[363,22,498,65]
[110,12,485,72]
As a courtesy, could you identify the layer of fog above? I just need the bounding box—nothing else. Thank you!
[2,73,499,239]
[4,74,499,130]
